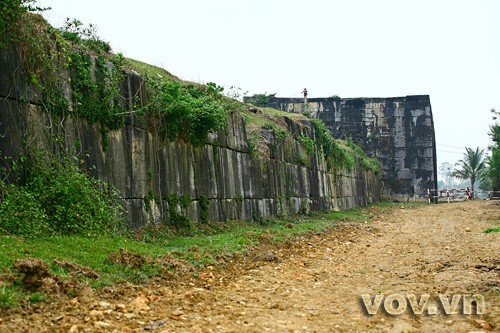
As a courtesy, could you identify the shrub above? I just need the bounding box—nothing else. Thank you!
[165,194,192,231]
[312,119,351,170]
[0,0,48,47]
[146,80,227,145]
[0,182,49,236]
[248,93,276,107]
[58,18,111,53]
[299,135,315,155]
[0,156,123,237]
[199,195,209,224]
[68,51,124,147]
[27,158,123,236]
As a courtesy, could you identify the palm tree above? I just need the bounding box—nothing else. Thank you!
[452,147,487,196]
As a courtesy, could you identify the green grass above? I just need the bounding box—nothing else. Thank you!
[0,285,23,308]
[484,226,500,233]
[124,58,179,83]
[242,109,278,129]
[337,139,381,174]
[0,201,411,308]
[260,107,308,120]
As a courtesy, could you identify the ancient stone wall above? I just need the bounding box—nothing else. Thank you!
[0,45,381,227]
[245,96,437,199]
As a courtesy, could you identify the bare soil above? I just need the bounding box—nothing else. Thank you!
[1,201,499,332]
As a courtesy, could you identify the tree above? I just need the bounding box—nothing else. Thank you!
[488,108,500,190]
[438,162,455,187]
[452,147,487,195]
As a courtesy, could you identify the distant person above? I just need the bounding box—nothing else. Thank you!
[465,187,473,200]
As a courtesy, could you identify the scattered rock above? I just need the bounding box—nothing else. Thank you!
[94,321,112,328]
[123,313,137,320]
[128,295,150,311]
[144,320,166,330]
[0,202,498,333]
[389,320,417,333]
[52,315,64,322]
[171,309,184,316]
[115,303,126,311]
[68,324,79,333]
[474,319,493,330]
[89,310,103,318]
[78,287,95,304]
[98,301,111,310]
[200,272,215,280]
[254,252,280,263]
[157,253,193,274]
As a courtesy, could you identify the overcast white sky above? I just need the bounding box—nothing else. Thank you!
[36,0,500,167]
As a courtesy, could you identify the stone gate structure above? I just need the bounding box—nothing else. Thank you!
[245,95,438,199]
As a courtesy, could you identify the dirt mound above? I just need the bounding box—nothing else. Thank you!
[13,258,51,291]
[53,259,99,279]
[106,248,148,268]
[156,253,194,275]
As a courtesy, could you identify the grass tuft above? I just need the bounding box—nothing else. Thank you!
[484,226,500,233]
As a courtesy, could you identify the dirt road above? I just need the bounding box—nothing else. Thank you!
[1,201,499,332]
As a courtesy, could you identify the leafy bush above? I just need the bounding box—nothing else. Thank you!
[311,119,336,157]
[199,195,209,224]
[248,93,276,107]
[29,160,122,235]
[311,119,380,173]
[0,0,48,47]
[59,18,111,53]
[312,119,351,170]
[344,136,381,174]
[299,135,315,155]
[0,182,49,236]
[0,157,123,237]
[146,80,227,145]
[165,194,192,231]
[68,51,124,146]
[262,123,287,142]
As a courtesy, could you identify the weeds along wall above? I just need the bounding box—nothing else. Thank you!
[0,43,381,228]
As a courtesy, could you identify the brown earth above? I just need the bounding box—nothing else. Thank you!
[0,201,499,333]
